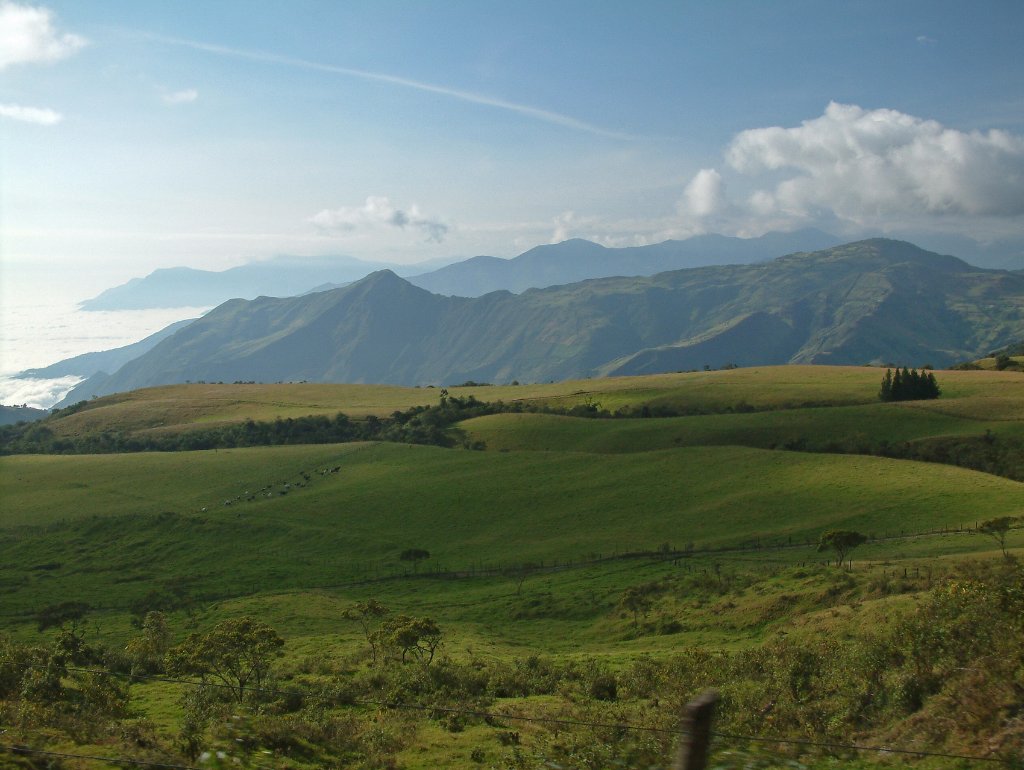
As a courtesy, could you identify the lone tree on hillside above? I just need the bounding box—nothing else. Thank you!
[400,548,431,573]
[979,516,1016,558]
[165,617,284,702]
[619,586,653,627]
[879,367,941,402]
[377,615,442,666]
[342,599,390,663]
[35,601,91,632]
[817,530,868,568]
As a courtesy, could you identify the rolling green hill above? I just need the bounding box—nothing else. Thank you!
[3,366,1023,768]
[2,442,1020,618]
[34,365,1024,448]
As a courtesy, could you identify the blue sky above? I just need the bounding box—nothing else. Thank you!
[2,0,1023,299]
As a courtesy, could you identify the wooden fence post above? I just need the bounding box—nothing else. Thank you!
[673,690,718,770]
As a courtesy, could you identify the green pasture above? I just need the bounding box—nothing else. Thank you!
[1,441,1020,623]
[43,366,1024,441]
[4,366,1022,768]
[459,400,1023,454]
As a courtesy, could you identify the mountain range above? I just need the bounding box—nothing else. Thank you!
[79,229,1024,313]
[56,239,1024,407]
[80,230,841,310]
[406,229,842,296]
[78,254,457,311]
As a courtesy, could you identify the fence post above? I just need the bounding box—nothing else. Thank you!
[673,690,718,770]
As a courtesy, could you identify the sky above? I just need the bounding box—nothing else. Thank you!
[2,0,1024,304]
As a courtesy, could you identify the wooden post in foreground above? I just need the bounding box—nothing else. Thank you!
[673,690,718,770]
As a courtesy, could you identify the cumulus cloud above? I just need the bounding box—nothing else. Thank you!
[0,101,61,124]
[680,168,725,219]
[309,196,449,243]
[722,102,1024,227]
[0,1,86,70]
[162,88,198,105]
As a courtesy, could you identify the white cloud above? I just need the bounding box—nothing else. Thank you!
[309,196,449,243]
[723,102,1024,227]
[680,168,724,218]
[916,35,937,46]
[550,211,576,243]
[0,374,81,409]
[162,88,198,105]
[0,101,61,124]
[0,1,86,70]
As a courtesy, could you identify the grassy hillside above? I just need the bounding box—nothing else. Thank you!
[2,442,1021,618]
[3,365,1023,768]
[40,365,1024,438]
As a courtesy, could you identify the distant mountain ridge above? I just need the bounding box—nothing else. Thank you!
[58,239,1024,406]
[406,229,841,296]
[79,254,456,311]
[80,230,841,310]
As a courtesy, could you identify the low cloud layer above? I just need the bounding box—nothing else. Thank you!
[678,102,1024,235]
[0,374,81,409]
[0,1,86,69]
[0,101,61,124]
[310,196,449,243]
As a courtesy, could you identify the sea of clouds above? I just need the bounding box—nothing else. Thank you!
[0,300,208,409]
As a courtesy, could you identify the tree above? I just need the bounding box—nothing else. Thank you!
[879,368,894,401]
[377,615,442,666]
[979,516,1016,558]
[817,530,867,568]
[125,611,172,675]
[165,617,284,702]
[342,599,390,663]
[619,586,653,627]
[400,548,431,573]
[878,368,940,402]
[35,601,90,632]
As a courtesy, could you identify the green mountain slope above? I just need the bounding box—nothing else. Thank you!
[63,239,1024,401]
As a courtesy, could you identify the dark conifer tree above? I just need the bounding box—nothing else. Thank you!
[879,369,894,402]
[880,366,941,402]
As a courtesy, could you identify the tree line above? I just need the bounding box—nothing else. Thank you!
[0,392,699,456]
[878,367,940,401]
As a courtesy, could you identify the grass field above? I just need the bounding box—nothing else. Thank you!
[42,365,1024,441]
[2,365,1023,768]
[459,401,1024,454]
[1,441,1020,621]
